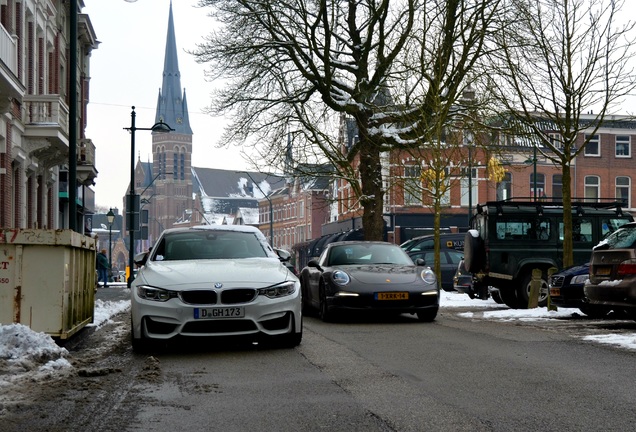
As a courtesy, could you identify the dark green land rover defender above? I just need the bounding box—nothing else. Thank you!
[463,200,632,309]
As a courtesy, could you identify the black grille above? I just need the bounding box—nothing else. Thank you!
[180,290,217,305]
[145,317,179,335]
[261,312,291,331]
[182,319,257,333]
[221,289,257,304]
[550,276,565,288]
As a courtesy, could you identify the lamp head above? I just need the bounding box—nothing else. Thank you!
[151,121,174,133]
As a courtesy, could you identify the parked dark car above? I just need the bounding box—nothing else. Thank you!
[549,263,612,318]
[586,222,636,320]
[299,241,439,322]
[407,248,464,291]
[453,259,473,294]
[401,232,465,253]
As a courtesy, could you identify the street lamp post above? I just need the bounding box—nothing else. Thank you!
[525,145,538,201]
[124,106,173,286]
[238,171,274,246]
[107,208,115,274]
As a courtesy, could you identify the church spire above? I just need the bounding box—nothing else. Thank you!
[155,1,192,134]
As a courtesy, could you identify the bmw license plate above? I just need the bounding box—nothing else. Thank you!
[596,267,611,276]
[376,292,409,300]
[194,307,244,319]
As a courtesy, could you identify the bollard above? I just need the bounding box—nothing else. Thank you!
[528,268,542,308]
[547,266,558,311]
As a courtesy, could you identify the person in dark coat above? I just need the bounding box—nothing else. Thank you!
[96,249,110,287]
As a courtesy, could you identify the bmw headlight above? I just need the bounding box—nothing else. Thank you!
[332,270,350,286]
[258,281,296,298]
[136,285,177,302]
[420,268,437,285]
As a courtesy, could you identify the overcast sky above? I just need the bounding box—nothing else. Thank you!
[84,0,243,209]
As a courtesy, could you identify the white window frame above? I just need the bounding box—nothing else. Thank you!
[584,176,600,202]
[403,165,422,206]
[460,168,478,206]
[615,135,631,158]
[584,134,600,157]
[616,176,631,208]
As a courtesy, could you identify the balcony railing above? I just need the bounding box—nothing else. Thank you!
[22,95,69,132]
[79,139,95,166]
[0,24,18,77]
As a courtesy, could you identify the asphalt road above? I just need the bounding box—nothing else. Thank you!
[3,294,635,432]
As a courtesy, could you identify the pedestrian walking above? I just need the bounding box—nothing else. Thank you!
[96,249,110,287]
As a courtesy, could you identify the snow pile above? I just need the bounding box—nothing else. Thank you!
[0,323,72,392]
[0,297,131,391]
[90,298,132,329]
[0,323,71,370]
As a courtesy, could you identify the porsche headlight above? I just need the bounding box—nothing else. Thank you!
[136,285,177,302]
[420,268,437,285]
[332,270,350,286]
[258,281,296,298]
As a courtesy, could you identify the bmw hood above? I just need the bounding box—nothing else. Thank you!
[344,265,421,284]
[137,258,295,289]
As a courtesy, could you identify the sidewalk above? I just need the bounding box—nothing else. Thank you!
[95,282,130,302]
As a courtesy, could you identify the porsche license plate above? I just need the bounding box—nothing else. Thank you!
[194,307,244,319]
[376,292,409,300]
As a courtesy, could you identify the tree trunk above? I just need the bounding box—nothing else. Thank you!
[561,164,573,268]
[359,142,385,241]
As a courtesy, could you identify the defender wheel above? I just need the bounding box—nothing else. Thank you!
[500,288,520,309]
[491,289,504,304]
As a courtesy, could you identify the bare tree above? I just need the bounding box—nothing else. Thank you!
[487,0,636,266]
[193,0,500,240]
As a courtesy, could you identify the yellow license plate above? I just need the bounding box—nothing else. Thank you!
[596,267,611,276]
[376,292,409,300]
[550,288,560,296]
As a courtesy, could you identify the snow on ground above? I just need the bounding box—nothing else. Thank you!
[1,290,635,391]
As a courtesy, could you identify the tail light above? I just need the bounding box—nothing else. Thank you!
[617,259,636,277]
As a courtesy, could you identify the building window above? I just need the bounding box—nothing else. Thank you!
[180,154,185,180]
[441,167,451,206]
[552,174,563,199]
[584,134,600,156]
[460,168,478,207]
[530,173,545,199]
[496,172,512,201]
[615,135,631,158]
[403,165,422,206]
[547,133,563,149]
[616,176,630,208]
[584,176,600,202]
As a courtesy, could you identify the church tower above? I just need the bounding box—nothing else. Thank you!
[146,1,193,241]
